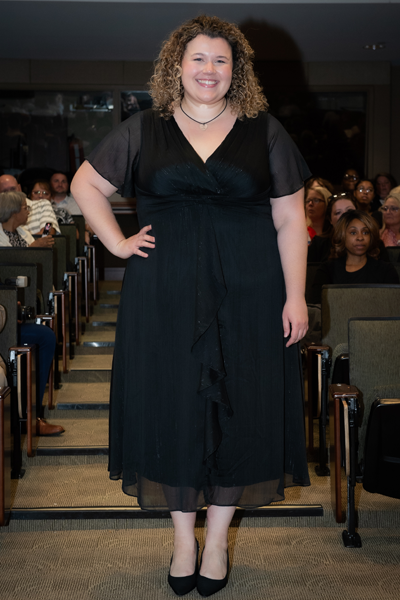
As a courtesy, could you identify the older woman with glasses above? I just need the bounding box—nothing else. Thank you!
[380,191,400,247]
[0,190,54,248]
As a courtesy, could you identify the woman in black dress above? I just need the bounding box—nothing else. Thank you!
[72,15,310,596]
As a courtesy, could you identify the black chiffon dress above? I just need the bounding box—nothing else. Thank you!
[88,109,311,511]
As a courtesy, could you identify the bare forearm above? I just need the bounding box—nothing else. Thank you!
[276,219,307,300]
[71,164,125,256]
[71,161,155,260]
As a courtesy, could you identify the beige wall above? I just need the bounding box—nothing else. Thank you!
[0,58,397,180]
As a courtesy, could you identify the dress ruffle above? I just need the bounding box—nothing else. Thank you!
[191,203,232,468]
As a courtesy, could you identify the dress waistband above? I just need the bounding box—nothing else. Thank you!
[135,190,272,216]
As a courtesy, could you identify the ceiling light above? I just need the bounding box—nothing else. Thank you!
[363,43,386,50]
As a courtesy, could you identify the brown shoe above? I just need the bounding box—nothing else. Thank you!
[36,418,65,436]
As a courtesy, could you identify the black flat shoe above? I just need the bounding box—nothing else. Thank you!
[196,549,229,597]
[168,539,199,596]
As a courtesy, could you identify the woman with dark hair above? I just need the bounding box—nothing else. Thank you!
[25,179,60,235]
[353,179,382,227]
[310,210,398,303]
[71,15,311,595]
[341,168,360,195]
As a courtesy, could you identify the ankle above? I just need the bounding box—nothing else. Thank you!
[204,538,228,553]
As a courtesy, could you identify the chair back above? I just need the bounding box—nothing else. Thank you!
[348,316,400,461]
[0,287,18,363]
[386,247,400,264]
[0,263,38,318]
[59,224,77,270]
[52,236,67,290]
[0,248,54,311]
[306,262,321,304]
[74,215,86,256]
[321,284,400,352]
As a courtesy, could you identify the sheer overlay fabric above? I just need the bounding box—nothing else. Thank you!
[88,109,311,511]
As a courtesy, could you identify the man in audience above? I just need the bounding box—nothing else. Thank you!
[50,172,92,242]
[50,172,82,215]
[0,174,60,236]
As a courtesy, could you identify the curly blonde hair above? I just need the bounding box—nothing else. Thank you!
[149,15,268,120]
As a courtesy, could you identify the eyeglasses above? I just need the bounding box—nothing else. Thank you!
[32,190,50,196]
[305,198,323,205]
[343,174,358,181]
[357,188,374,194]
[21,204,31,212]
[382,206,400,213]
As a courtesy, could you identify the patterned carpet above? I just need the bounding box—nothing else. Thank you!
[1,521,399,600]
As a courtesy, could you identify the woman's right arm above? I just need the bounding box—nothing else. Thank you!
[71,161,155,259]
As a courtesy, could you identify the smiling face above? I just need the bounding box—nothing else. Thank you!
[305,190,326,222]
[330,199,356,226]
[181,35,233,107]
[345,218,371,257]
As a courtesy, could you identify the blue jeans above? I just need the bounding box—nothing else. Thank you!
[18,323,56,418]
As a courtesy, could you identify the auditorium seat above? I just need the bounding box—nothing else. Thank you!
[306,284,400,475]
[330,317,400,547]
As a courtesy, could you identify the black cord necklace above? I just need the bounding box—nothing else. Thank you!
[180,99,228,130]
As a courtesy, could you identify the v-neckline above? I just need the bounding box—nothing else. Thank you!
[170,115,239,166]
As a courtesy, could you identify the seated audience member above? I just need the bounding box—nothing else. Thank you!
[308,194,357,262]
[341,168,360,195]
[380,191,400,247]
[50,172,82,215]
[0,190,54,248]
[305,176,335,195]
[51,172,91,243]
[310,210,399,303]
[305,186,331,242]
[353,179,382,227]
[26,180,60,235]
[30,178,75,226]
[0,191,63,435]
[372,172,398,211]
[19,314,64,436]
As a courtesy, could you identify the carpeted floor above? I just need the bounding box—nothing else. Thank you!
[1,520,399,600]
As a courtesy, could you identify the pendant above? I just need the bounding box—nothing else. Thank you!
[200,123,207,131]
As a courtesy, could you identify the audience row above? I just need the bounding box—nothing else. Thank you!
[0,171,90,249]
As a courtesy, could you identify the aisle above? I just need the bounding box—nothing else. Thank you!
[7,280,400,526]
[1,281,400,600]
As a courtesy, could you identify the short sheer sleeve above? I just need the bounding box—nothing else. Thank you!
[266,114,311,198]
[87,112,142,198]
